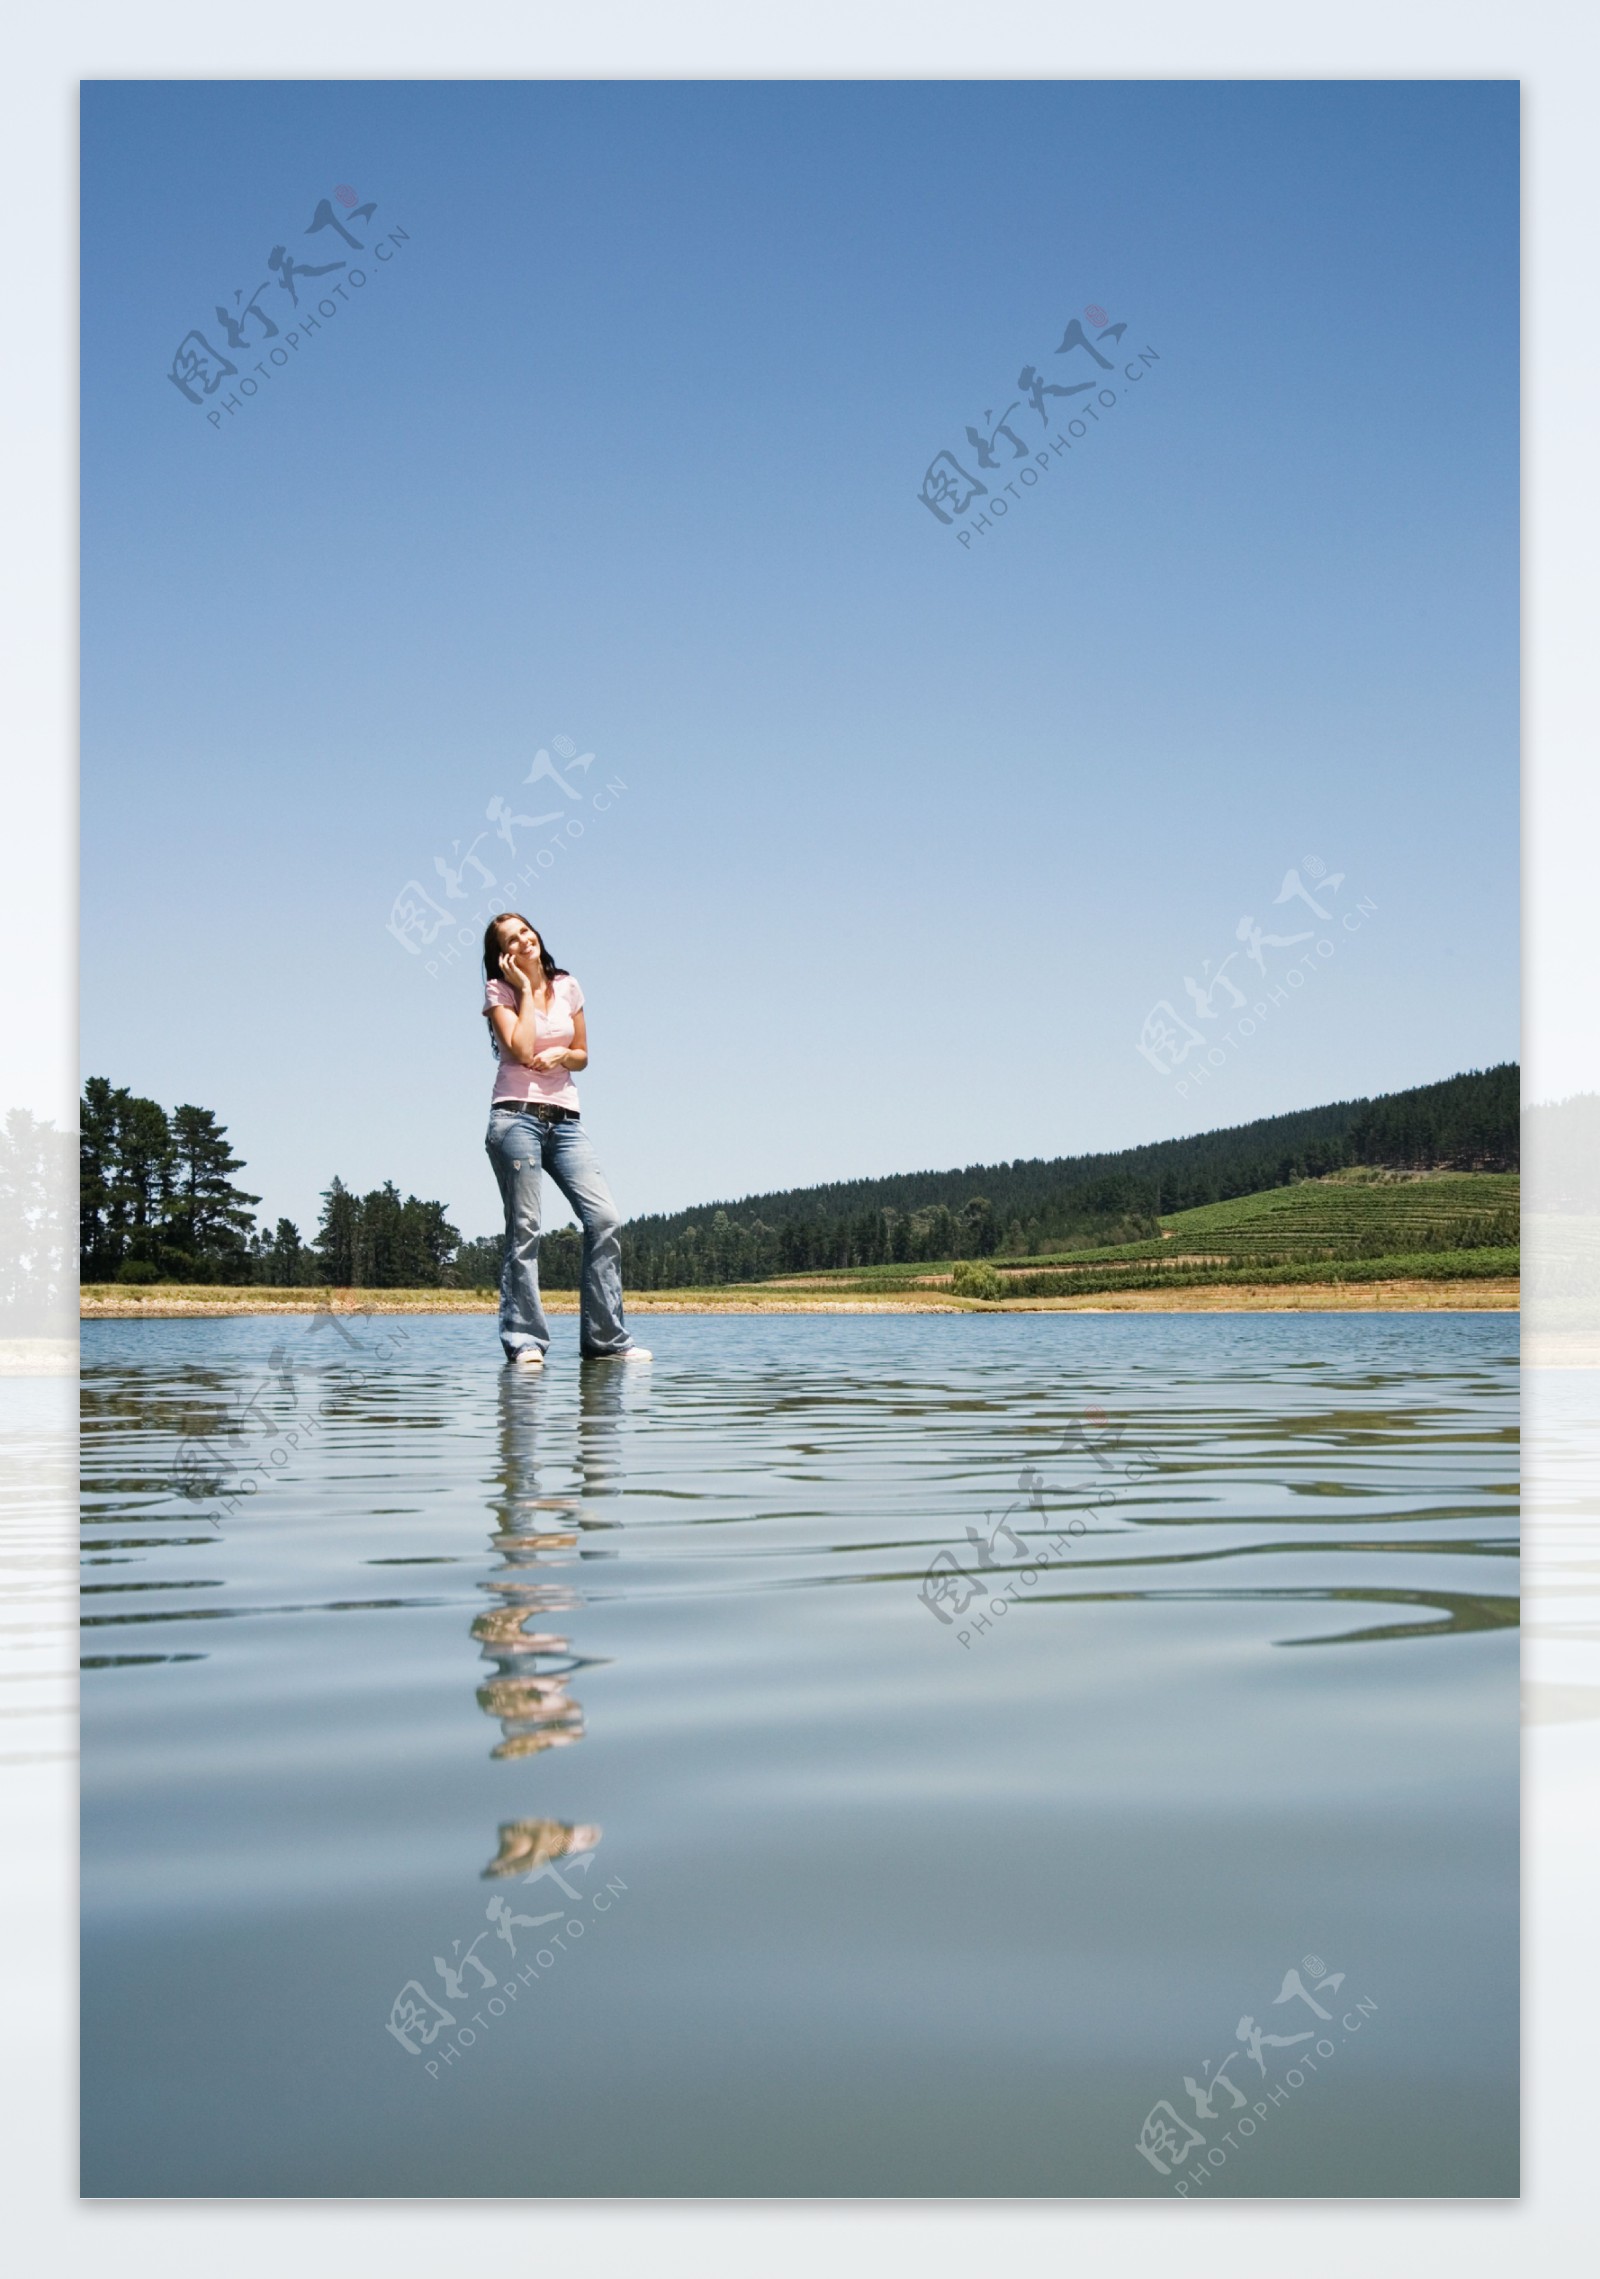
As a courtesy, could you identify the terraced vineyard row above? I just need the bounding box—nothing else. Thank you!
[1017,1173,1519,1271]
[1167,1175,1517,1254]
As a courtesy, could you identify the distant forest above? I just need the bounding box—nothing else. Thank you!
[75,1062,1519,1291]
[613,1063,1520,1288]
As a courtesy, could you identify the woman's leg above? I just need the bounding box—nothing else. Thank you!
[484,1111,551,1360]
[542,1121,633,1357]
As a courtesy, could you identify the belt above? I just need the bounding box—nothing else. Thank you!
[492,1099,578,1121]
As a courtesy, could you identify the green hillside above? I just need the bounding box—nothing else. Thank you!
[1031,1170,1520,1267]
[734,1168,1520,1302]
[959,1170,1520,1299]
[614,1064,1518,1289]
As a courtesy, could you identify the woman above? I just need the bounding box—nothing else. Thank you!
[481,913,650,1368]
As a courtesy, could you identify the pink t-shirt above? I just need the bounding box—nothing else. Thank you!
[485,972,585,1111]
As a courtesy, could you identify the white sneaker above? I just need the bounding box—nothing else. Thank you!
[507,1349,545,1368]
[593,1345,652,1362]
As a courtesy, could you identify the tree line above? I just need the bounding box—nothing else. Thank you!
[80,1080,469,1289]
[81,1079,260,1282]
[614,1179,1159,1289]
[77,1062,1518,1292]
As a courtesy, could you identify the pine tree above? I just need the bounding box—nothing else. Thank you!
[113,1093,175,1271]
[262,1218,307,1285]
[352,1182,399,1286]
[394,1194,459,1286]
[80,1077,123,1279]
[168,1104,260,1278]
[316,1177,360,1286]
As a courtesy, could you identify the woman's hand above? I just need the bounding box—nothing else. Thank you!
[527,1047,571,1072]
[499,950,531,997]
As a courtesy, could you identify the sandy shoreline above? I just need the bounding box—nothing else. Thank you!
[79,1279,1519,1320]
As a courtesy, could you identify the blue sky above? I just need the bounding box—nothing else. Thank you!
[81,79,1518,1242]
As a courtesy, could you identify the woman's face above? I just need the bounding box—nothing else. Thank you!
[500,920,542,974]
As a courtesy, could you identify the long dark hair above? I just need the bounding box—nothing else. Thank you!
[482,913,570,1053]
[482,912,568,990]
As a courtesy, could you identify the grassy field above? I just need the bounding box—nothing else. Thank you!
[81,1285,501,1316]
[79,1276,1517,1317]
[77,1283,966,1318]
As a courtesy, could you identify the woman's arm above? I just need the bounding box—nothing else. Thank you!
[529,1007,588,1074]
[488,1001,536,1066]
[488,968,588,1071]
[487,957,548,1067]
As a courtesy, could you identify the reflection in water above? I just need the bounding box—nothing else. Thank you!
[78,1317,1519,2197]
[474,1364,633,1872]
[484,1816,603,1880]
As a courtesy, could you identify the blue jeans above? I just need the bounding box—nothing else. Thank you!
[485,1107,635,1360]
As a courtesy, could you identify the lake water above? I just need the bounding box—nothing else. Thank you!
[79,1311,1518,2198]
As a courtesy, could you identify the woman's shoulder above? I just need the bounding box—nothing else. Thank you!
[555,970,584,1007]
[484,977,515,1008]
